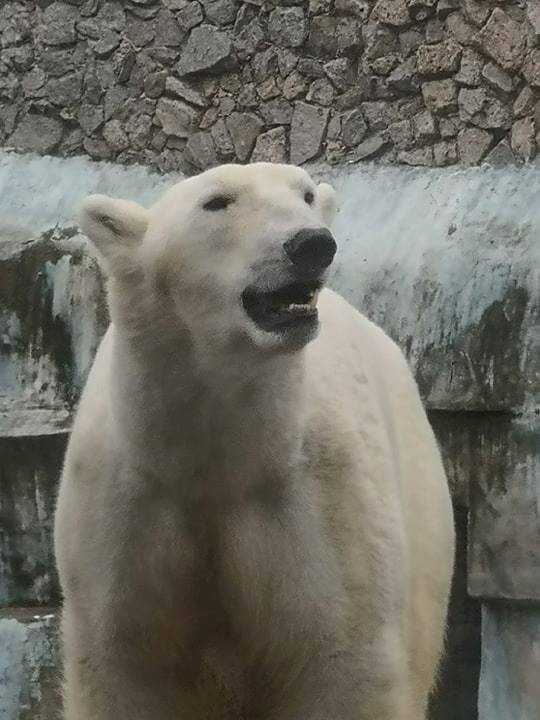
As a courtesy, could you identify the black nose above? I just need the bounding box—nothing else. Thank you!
[283,228,337,273]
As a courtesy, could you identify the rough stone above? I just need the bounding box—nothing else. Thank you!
[177,1,204,32]
[397,146,434,165]
[177,25,235,75]
[398,29,424,55]
[522,49,540,88]
[455,48,483,86]
[481,62,513,94]
[155,97,200,137]
[387,118,414,148]
[238,83,260,107]
[511,117,536,161]
[165,77,207,107]
[364,23,399,60]
[250,126,287,163]
[282,71,307,100]
[439,116,460,138]
[446,12,478,46]
[341,108,368,147]
[526,0,540,43]
[112,41,136,84]
[201,0,238,26]
[417,40,462,76]
[513,86,536,119]
[422,79,458,115]
[483,138,515,165]
[407,0,437,22]
[372,0,411,27]
[478,8,526,71]
[259,98,294,125]
[144,70,167,99]
[102,119,129,152]
[457,127,492,164]
[154,9,185,46]
[458,87,511,129]
[277,49,299,78]
[371,55,400,76]
[307,16,362,57]
[225,111,263,161]
[433,138,457,165]
[412,109,438,143]
[463,0,490,28]
[38,3,78,46]
[349,133,388,160]
[268,8,308,48]
[257,77,280,101]
[306,78,335,106]
[323,59,356,90]
[210,118,234,157]
[425,17,444,44]
[8,114,63,154]
[361,100,400,130]
[232,7,264,58]
[78,103,104,134]
[290,101,329,164]
[46,73,83,107]
[387,56,420,94]
[125,113,153,149]
[184,131,218,169]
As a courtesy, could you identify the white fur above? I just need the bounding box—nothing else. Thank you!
[55,162,454,720]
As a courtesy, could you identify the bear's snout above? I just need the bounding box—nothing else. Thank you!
[283,228,337,274]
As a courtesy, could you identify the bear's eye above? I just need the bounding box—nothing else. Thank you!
[203,195,233,211]
[304,190,315,206]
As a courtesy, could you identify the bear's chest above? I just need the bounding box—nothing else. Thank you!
[108,483,339,683]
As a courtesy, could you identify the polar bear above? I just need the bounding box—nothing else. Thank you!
[55,162,454,720]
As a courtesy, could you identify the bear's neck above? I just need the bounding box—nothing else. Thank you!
[109,314,307,499]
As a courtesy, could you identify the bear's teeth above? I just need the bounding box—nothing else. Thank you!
[308,290,320,309]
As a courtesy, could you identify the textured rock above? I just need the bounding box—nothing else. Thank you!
[155,97,200,137]
[250,126,287,163]
[478,8,526,71]
[165,77,207,107]
[306,78,334,106]
[386,57,420,94]
[433,138,457,165]
[481,62,513,95]
[349,133,388,160]
[341,109,368,147]
[307,16,362,57]
[457,126,492,164]
[513,87,536,119]
[201,0,237,26]
[511,117,536,161]
[268,8,308,48]
[522,49,540,88]
[417,41,462,76]
[397,146,434,165]
[184,130,218,169]
[102,119,129,152]
[458,88,511,130]
[225,111,263,161]
[176,1,204,31]
[422,79,458,115]
[455,48,483,86]
[177,25,235,75]
[372,0,410,27]
[8,115,63,154]
[290,101,329,164]
[412,109,438,143]
[37,3,78,46]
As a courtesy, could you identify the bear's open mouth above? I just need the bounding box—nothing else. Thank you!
[242,280,321,332]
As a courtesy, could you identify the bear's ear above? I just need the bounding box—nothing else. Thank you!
[79,194,149,270]
[317,183,337,226]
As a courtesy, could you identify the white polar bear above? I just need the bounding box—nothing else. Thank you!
[55,162,454,720]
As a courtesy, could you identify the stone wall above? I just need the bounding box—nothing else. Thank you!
[1,0,540,172]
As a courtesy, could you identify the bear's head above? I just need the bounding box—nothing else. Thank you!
[80,163,337,356]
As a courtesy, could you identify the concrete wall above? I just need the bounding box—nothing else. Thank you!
[0,150,539,718]
[2,1,540,172]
